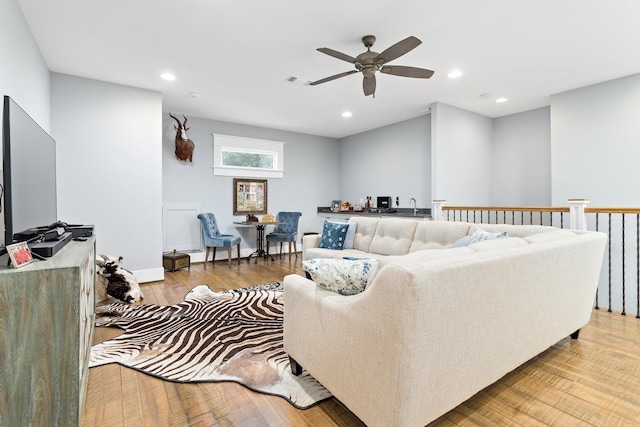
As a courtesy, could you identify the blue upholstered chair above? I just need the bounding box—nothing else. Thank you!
[266,212,302,260]
[197,213,241,266]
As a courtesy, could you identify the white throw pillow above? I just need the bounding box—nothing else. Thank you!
[467,228,508,244]
[451,228,508,247]
[302,258,378,295]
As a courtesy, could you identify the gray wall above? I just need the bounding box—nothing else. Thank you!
[338,115,431,210]
[492,107,551,205]
[1,0,50,248]
[162,113,340,260]
[431,102,494,205]
[338,104,553,211]
[551,73,640,206]
[51,74,164,281]
[0,0,50,130]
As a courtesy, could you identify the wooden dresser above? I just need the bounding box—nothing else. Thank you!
[0,236,96,426]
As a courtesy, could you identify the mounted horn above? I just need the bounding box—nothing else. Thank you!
[168,112,195,162]
[168,112,182,129]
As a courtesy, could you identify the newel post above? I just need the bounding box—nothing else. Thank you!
[568,198,590,230]
[432,200,447,221]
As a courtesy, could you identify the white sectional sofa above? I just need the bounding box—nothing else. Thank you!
[284,217,607,427]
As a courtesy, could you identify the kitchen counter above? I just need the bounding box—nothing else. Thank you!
[317,206,431,219]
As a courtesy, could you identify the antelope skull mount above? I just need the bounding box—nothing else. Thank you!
[169,113,195,162]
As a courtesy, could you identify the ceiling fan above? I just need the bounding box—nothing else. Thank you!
[310,35,434,97]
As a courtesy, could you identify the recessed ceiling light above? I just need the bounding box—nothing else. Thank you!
[161,72,176,81]
[496,97,508,103]
[448,70,463,79]
[342,111,352,118]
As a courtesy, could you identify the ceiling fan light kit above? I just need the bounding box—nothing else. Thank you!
[310,35,434,97]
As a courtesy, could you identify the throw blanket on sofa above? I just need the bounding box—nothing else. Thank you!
[89,283,332,409]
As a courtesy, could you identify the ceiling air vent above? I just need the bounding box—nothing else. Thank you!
[286,76,310,86]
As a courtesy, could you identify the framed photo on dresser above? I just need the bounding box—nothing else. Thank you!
[7,241,34,268]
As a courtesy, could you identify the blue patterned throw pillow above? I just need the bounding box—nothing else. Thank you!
[318,221,350,250]
[302,258,379,295]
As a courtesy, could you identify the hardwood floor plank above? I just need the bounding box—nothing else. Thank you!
[136,373,175,425]
[83,258,640,427]
[121,367,144,426]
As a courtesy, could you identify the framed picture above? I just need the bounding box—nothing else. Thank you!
[233,178,268,215]
[7,241,34,268]
[331,200,341,212]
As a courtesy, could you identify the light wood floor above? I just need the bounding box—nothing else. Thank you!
[82,256,640,427]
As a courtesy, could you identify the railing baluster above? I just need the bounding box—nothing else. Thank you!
[622,214,626,316]
[608,213,612,313]
[595,213,599,310]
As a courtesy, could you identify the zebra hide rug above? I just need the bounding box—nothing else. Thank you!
[89,283,332,409]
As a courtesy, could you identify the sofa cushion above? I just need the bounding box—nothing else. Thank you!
[350,217,380,252]
[410,221,471,252]
[523,229,577,243]
[318,221,350,250]
[369,219,419,255]
[368,246,475,283]
[302,258,378,295]
[305,247,384,260]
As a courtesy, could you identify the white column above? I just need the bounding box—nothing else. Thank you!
[568,198,590,230]
[432,200,447,221]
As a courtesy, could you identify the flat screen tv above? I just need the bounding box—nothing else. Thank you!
[2,95,57,248]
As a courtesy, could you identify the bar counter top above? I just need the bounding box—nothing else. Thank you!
[317,206,431,219]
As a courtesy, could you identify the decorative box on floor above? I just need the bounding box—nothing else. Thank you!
[163,250,191,271]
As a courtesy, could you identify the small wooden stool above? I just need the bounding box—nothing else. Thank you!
[163,250,191,272]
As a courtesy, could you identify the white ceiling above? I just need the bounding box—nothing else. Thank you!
[16,0,640,138]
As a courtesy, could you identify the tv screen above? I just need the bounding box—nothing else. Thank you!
[2,96,57,246]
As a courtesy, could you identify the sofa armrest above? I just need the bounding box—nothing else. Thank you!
[302,234,322,260]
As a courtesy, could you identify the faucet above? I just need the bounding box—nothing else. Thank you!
[410,198,418,216]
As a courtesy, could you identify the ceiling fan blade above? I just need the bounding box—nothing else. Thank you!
[309,70,359,86]
[380,65,434,79]
[363,75,376,96]
[317,47,356,63]
[377,36,422,64]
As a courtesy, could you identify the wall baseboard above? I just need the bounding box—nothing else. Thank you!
[133,247,300,283]
[133,267,164,283]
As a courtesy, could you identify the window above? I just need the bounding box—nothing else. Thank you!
[213,134,285,178]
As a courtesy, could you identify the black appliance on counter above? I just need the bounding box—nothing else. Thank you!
[376,196,396,212]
